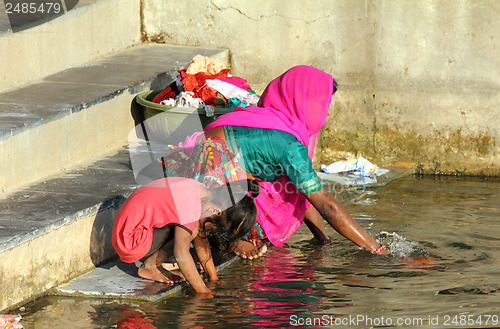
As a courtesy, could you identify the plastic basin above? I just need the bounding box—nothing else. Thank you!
[135,90,233,145]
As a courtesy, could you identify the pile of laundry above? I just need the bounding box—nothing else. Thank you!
[151,55,259,117]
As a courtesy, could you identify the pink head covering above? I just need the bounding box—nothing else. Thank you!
[204,65,334,147]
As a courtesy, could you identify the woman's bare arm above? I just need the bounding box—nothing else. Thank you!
[305,188,388,254]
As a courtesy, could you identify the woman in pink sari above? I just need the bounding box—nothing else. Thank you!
[203,65,388,258]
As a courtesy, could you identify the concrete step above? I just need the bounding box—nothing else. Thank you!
[0,43,229,195]
[54,250,237,302]
[0,0,141,92]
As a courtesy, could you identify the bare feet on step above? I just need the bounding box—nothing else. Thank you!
[138,249,185,284]
[233,240,268,259]
[138,262,185,284]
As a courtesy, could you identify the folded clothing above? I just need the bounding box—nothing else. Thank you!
[217,76,252,91]
[320,156,377,177]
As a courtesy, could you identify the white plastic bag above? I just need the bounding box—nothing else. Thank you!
[320,156,377,177]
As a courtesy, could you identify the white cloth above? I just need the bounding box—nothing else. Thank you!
[205,79,260,105]
[160,91,215,117]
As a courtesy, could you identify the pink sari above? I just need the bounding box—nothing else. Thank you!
[205,65,334,246]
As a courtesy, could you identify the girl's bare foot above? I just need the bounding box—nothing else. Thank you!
[138,262,185,284]
[233,240,268,259]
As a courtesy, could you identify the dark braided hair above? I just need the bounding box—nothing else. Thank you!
[201,179,260,249]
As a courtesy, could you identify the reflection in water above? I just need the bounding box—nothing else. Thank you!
[17,176,500,329]
[115,306,158,329]
[243,246,334,327]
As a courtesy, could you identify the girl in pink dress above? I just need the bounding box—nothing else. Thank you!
[112,177,260,294]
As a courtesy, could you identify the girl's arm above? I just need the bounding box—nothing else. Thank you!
[173,226,213,294]
[192,236,218,281]
[305,188,389,254]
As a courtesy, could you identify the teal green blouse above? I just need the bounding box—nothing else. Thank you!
[224,126,322,194]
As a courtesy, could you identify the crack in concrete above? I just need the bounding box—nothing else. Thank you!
[209,0,331,24]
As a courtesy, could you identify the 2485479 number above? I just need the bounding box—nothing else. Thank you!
[5,2,62,14]
[443,314,498,326]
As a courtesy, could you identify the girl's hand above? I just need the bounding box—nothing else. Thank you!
[183,288,217,299]
[174,227,211,293]
[206,279,225,289]
[195,288,218,298]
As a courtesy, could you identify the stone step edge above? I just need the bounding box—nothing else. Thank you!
[0,0,141,92]
[51,250,239,303]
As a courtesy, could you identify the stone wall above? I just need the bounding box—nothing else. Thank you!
[142,0,500,175]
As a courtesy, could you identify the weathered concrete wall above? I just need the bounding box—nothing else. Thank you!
[142,0,500,175]
[0,208,118,312]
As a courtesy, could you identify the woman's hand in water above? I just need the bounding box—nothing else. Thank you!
[233,240,268,259]
[373,244,390,255]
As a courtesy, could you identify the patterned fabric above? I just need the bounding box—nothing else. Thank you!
[161,137,241,186]
[160,136,267,248]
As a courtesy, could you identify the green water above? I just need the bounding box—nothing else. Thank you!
[15,175,500,328]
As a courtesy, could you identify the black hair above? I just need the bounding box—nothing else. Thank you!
[201,179,260,249]
[332,78,338,95]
